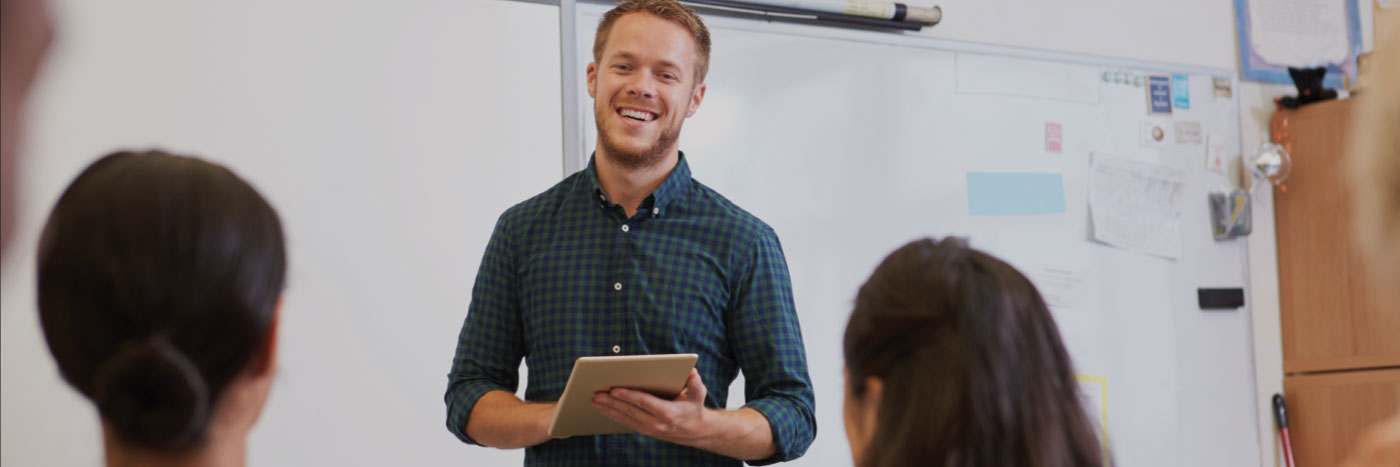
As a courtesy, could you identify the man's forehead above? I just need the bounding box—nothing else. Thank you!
[601,12,698,59]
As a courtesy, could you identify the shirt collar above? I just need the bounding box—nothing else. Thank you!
[585,152,691,214]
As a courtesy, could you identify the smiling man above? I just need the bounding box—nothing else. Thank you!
[443,0,816,465]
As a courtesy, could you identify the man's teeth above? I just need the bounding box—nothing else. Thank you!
[621,109,654,122]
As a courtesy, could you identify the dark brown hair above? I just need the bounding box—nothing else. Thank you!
[594,0,712,83]
[37,150,286,451]
[844,237,1105,467]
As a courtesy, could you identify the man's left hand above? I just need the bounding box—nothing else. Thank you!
[592,368,714,446]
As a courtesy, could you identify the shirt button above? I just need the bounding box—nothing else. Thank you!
[613,282,623,291]
[599,194,606,201]
[652,207,660,215]
[621,225,630,233]
[612,345,621,354]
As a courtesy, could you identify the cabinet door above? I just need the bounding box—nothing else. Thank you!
[1284,369,1400,466]
[1274,99,1400,373]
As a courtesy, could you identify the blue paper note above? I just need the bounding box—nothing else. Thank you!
[1148,75,1172,115]
[1172,74,1190,109]
[966,172,1066,216]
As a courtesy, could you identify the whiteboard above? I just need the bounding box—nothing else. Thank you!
[571,4,1262,466]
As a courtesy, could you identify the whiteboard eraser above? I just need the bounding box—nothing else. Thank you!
[1198,288,1244,310]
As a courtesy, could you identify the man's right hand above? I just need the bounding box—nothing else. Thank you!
[464,390,562,449]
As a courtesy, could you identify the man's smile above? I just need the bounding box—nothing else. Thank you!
[617,106,658,123]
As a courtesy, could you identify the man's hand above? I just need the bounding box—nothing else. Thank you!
[591,369,778,460]
[592,369,714,446]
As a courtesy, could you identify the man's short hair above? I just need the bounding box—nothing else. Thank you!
[593,0,712,84]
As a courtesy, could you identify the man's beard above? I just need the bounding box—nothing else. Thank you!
[595,105,683,170]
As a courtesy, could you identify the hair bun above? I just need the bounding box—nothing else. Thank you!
[92,337,211,450]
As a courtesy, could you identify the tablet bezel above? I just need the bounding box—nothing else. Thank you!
[546,353,699,438]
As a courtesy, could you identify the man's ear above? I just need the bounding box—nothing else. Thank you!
[252,298,282,377]
[586,62,598,99]
[686,82,706,118]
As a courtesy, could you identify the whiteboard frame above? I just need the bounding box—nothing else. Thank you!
[509,1,1280,465]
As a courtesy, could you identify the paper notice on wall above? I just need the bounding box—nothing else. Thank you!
[1206,133,1231,173]
[1174,121,1203,144]
[1247,0,1351,67]
[1028,266,1089,310]
[1088,154,1187,259]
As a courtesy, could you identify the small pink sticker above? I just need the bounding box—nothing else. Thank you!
[1046,122,1063,153]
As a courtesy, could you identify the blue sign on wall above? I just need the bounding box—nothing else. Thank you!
[1172,74,1190,110]
[1148,75,1172,115]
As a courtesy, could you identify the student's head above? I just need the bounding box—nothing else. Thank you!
[842,237,1103,467]
[587,0,710,169]
[0,0,54,258]
[37,150,285,455]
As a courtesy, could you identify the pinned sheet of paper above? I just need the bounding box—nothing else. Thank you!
[1174,121,1203,144]
[966,172,1067,215]
[1206,133,1230,173]
[1046,122,1063,153]
[1213,77,1233,98]
[1028,266,1089,310]
[1139,120,1171,149]
[1089,154,1188,259]
[1076,374,1109,446]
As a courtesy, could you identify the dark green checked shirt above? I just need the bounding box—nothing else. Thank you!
[445,154,816,466]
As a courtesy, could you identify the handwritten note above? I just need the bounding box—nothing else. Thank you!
[1247,0,1350,67]
[1089,154,1187,259]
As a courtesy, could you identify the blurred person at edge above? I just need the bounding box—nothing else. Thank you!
[1341,11,1400,467]
[0,0,54,259]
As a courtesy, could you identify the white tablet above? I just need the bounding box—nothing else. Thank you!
[546,353,699,438]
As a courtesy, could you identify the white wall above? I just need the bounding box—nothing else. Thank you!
[1239,80,1303,467]
[1,0,559,465]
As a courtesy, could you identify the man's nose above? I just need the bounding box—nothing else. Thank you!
[625,74,655,99]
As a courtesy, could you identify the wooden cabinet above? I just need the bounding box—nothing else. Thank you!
[1274,98,1400,373]
[1273,98,1400,466]
[1284,369,1400,467]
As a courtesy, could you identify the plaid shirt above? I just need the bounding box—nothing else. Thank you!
[445,154,816,466]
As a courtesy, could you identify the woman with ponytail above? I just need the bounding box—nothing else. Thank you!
[37,150,285,466]
[841,237,1105,467]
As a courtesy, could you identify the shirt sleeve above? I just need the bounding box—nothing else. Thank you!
[726,227,817,465]
[444,213,525,445]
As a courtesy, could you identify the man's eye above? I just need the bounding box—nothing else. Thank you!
[661,73,676,81]
[614,65,631,71]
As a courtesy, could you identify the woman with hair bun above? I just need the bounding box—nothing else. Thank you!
[37,150,285,466]
[842,237,1105,467]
